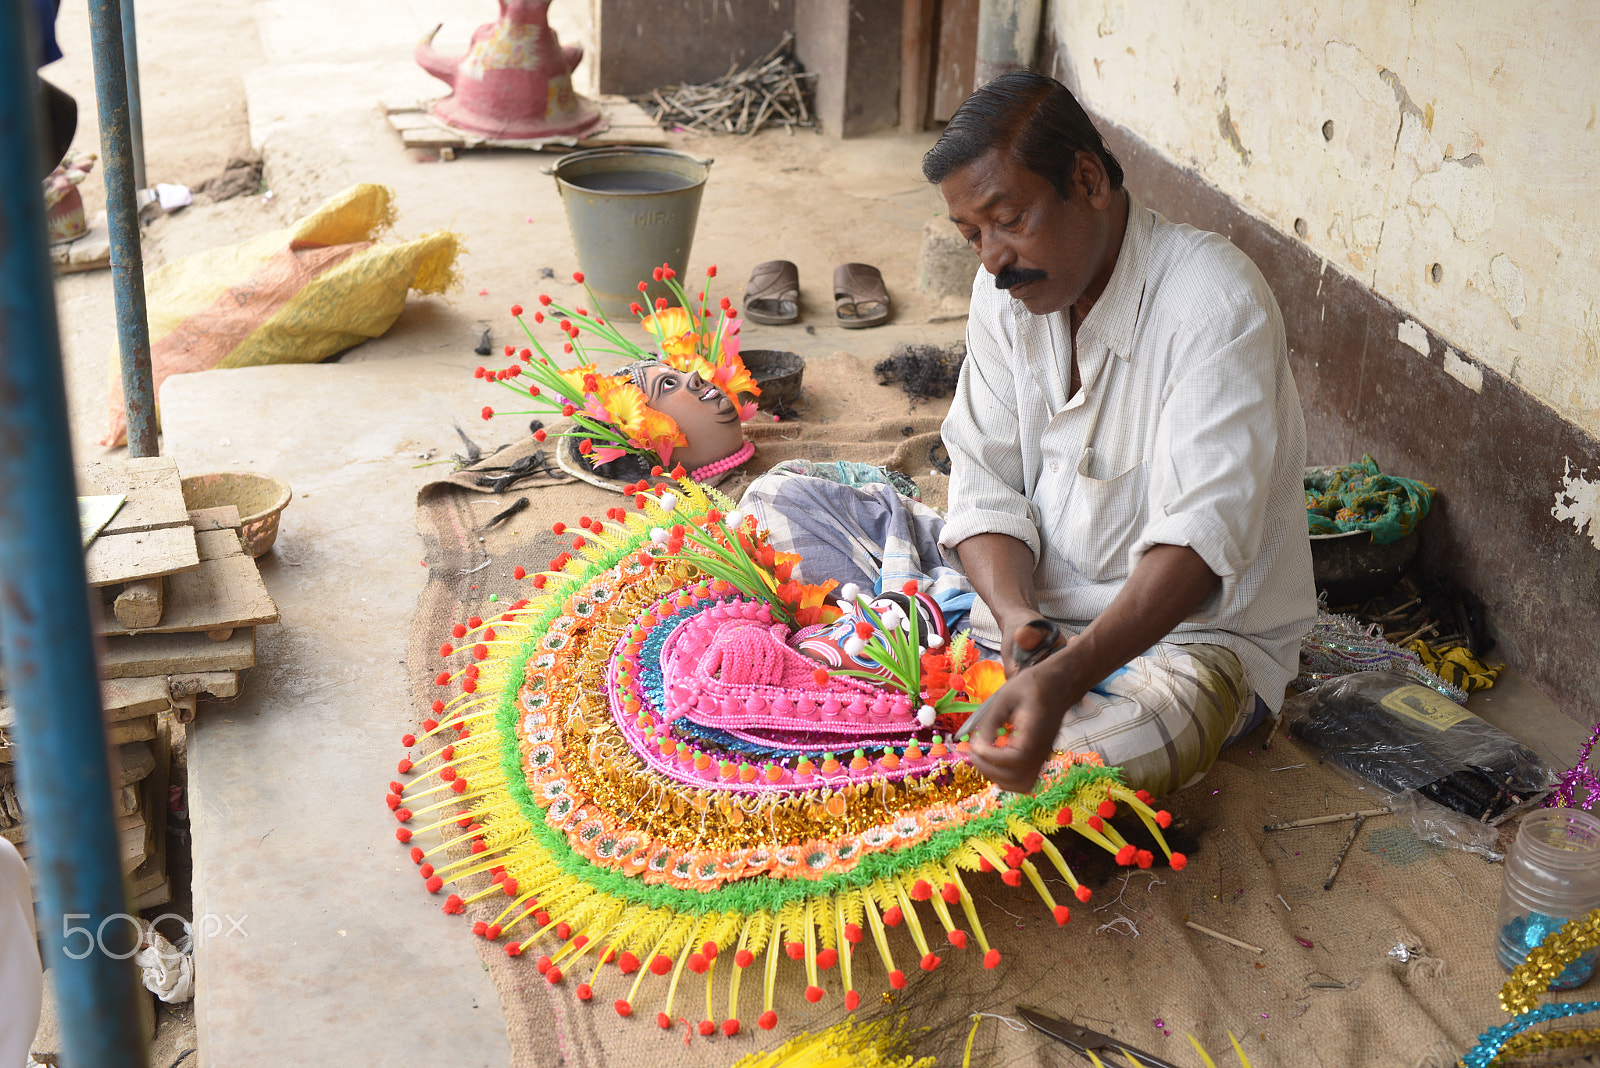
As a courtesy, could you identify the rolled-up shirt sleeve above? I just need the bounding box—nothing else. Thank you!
[939,280,1041,560]
[1132,299,1282,619]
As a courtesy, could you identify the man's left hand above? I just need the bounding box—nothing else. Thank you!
[966,629,1081,792]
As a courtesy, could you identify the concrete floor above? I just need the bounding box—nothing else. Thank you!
[35,0,1595,1063]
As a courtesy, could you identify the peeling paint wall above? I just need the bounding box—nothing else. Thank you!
[1555,460,1600,551]
[1048,4,1600,438]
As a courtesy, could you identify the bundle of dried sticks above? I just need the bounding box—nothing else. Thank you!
[637,33,818,135]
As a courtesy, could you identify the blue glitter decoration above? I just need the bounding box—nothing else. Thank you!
[1459,999,1600,1067]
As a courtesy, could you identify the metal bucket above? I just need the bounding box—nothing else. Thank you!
[548,147,712,318]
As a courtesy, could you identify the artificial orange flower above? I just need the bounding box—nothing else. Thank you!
[962,660,1006,703]
[554,363,600,401]
[633,408,686,467]
[595,380,651,439]
[780,579,839,628]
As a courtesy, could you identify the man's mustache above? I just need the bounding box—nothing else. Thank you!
[994,265,1048,290]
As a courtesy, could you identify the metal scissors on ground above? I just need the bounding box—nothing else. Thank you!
[1018,1006,1185,1068]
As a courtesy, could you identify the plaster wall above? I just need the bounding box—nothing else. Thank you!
[1046,3,1600,440]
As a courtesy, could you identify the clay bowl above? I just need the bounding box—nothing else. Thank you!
[739,349,805,410]
[181,472,292,557]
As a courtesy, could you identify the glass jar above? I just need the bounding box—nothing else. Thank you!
[1496,808,1600,987]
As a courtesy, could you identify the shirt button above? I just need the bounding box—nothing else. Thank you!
[1050,461,1059,473]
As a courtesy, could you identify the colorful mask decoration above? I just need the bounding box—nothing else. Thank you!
[478,265,760,478]
[390,480,1186,1036]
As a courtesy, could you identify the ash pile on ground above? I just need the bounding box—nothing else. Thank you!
[874,340,967,400]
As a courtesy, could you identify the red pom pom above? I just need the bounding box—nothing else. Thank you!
[1023,831,1044,853]
[701,941,718,960]
[1097,799,1118,819]
[1053,905,1071,926]
[439,642,453,657]
[409,846,424,864]
[758,1010,778,1031]
[535,955,552,974]
[722,1019,740,1036]
[785,941,805,960]
[419,863,434,879]
[816,948,838,969]
[649,954,672,976]
[888,970,907,989]
[734,949,755,968]
[845,990,861,1010]
[451,779,468,793]
[910,879,932,901]
[618,951,640,974]
[1075,884,1093,903]
[1001,869,1023,887]
[396,827,413,843]
[706,265,718,278]
[472,921,487,936]
[486,924,502,940]
[425,875,443,892]
[423,718,439,732]
[503,878,518,897]
[687,953,707,974]
[1087,815,1104,832]
[812,667,829,685]
[652,266,664,281]
[656,1012,673,1030]
[948,929,968,948]
[854,620,875,639]
[401,733,416,747]
[511,304,524,316]
[882,907,903,928]
[901,579,919,594]
[1003,846,1025,868]
[984,949,1002,969]
[978,857,995,872]
[572,271,585,283]
[1155,810,1172,829]
[514,566,526,580]
[443,894,464,914]
[435,671,451,686]
[804,985,824,1003]
[843,924,862,944]
[576,983,593,1001]
[1055,807,1074,826]
[395,808,413,822]
[481,406,494,421]
[386,793,401,810]
[942,882,961,904]
[545,967,563,985]
[630,302,643,315]
[555,921,571,940]
[1169,852,1187,871]
[614,999,632,1017]
[506,942,523,956]
[920,952,941,971]
[431,700,445,713]
[698,1020,714,1036]
[534,910,550,926]
[1115,844,1137,866]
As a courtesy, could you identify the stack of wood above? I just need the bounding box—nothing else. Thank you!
[637,34,819,136]
[0,456,278,909]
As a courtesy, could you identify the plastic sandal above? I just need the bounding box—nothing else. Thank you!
[833,262,890,328]
[743,259,801,325]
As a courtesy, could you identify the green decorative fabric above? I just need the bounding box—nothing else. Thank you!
[1305,455,1435,544]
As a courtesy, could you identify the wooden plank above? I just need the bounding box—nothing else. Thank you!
[188,505,242,532]
[101,628,256,679]
[168,671,239,700]
[102,678,171,722]
[385,95,667,154]
[196,527,246,561]
[931,0,980,123]
[79,456,190,536]
[108,716,157,745]
[901,0,937,131]
[99,554,278,637]
[117,740,156,786]
[85,526,200,587]
[113,576,165,628]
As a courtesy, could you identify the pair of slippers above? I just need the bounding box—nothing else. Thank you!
[743,260,890,329]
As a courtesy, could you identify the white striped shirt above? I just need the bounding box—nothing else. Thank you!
[938,192,1317,710]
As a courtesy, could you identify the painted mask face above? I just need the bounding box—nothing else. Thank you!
[637,364,744,472]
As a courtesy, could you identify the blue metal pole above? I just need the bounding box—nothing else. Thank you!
[0,8,150,1068]
[120,0,147,192]
[87,0,158,458]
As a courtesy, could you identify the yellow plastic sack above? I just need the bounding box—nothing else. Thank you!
[104,184,461,445]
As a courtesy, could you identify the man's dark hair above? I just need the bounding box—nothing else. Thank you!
[922,71,1123,199]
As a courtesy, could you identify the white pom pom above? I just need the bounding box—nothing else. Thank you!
[917,705,937,728]
[839,583,859,603]
[844,636,867,657]
[649,527,669,544]
[658,492,679,512]
[899,613,914,633]
[926,633,944,648]
[723,510,744,531]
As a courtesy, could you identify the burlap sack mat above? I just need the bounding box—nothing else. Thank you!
[405,350,1593,1068]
